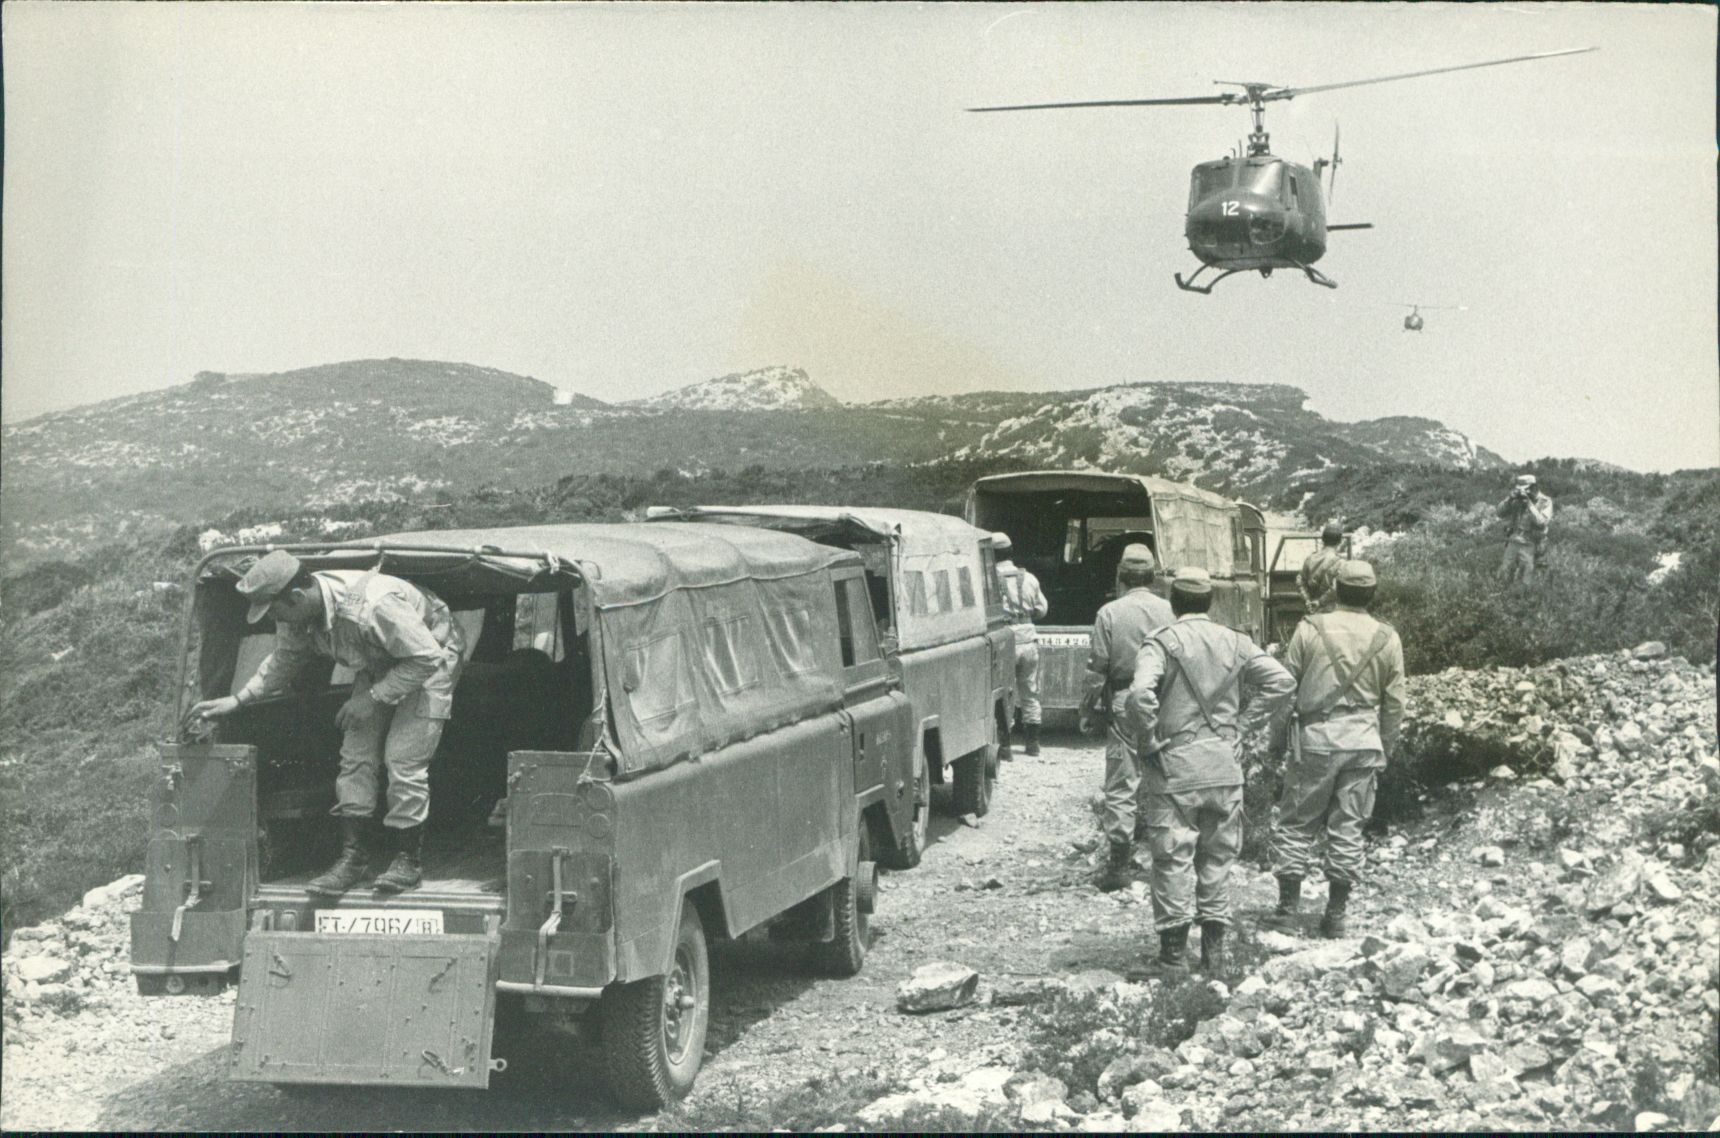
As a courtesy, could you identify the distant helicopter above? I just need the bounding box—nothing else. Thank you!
[968,48,1595,294]
[1397,302,1466,332]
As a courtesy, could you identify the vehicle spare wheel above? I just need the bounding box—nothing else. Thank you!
[601,901,710,1110]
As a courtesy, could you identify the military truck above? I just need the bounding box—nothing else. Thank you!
[129,523,912,1107]
[649,506,1014,866]
[966,471,1276,714]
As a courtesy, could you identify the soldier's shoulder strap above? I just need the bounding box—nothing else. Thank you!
[1306,619,1394,718]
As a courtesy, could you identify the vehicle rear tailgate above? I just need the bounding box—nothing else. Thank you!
[230,930,501,1088]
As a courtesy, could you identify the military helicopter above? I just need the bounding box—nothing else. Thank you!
[968,48,1595,294]
[1397,302,1466,332]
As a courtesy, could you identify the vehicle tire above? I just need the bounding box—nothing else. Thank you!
[879,745,928,870]
[812,827,872,978]
[951,750,992,817]
[600,901,710,1111]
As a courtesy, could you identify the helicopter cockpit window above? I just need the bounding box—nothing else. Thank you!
[1285,173,1300,207]
[1238,163,1282,197]
[1193,164,1234,202]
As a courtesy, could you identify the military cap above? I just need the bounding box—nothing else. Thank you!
[1169,566,1212,596]
[1337,559,1377,588]
[1320,521,1344,542]
[1118,543,1156,570]
[990,532,1013,553]
[236,549,305,623]
[1514,473,1537,488]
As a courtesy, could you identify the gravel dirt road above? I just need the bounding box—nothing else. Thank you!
[4,731,1192,1131]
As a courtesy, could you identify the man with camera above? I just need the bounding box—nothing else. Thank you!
[1497,473,1554,584]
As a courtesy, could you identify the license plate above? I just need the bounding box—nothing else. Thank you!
[314,909,444,935]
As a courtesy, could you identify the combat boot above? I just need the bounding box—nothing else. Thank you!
[1095,840,1136,892]
[1199,920,1228,975]
[1127,924,1191,981]
[372,824,425,894]
[1024,724,1041,757]
[1319,880,1352,939]
[1260,875,1303,933]
[306,817,373,897]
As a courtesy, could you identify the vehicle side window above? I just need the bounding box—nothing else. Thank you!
[1232,519,1252,577]
[700,615,764,695]
[980,547,1003,613]
[514,592,565,662]
[933,570,954,613]
[834,577,881,668]
[1063,519,1085,564]
[624,630,696,727]
[957,566,977,609]
[905,570,929,616]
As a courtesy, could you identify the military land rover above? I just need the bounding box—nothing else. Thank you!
[649,506,1015,865]
[129,522,913,1107]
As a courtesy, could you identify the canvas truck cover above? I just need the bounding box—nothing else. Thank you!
[193,523,855,780]
[654,506,993,651]
[968,471,1240,579]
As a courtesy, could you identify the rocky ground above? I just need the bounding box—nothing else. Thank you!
[3,648,1716,1132]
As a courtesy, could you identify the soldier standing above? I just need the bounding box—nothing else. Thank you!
[188,550,467,896]
[1080,544,1174,892]
[1497,473,1553,584]
[1298,522,1345,613]
[1264,560,1405,938]
[1125,568,1294,977]
[994,532,1049,756]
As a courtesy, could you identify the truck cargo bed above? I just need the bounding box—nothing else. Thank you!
[257,830,505,911]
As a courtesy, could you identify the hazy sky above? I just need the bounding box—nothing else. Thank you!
[3,2,1715,471]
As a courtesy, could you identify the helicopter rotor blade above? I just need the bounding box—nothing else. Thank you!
[966,95,1235,112]
[1329,121,1342,199]
[1266,47,1596,101]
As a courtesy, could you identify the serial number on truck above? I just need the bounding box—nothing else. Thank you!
[314,909,445,935]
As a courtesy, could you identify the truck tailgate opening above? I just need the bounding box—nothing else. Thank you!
[230,930,502,1088]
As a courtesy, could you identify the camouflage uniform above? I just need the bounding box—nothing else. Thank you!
[238,568,466,828]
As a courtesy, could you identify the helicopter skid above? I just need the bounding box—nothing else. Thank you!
[1175,258,1339,293]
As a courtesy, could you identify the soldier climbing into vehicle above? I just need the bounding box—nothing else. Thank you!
[187,549,466,896]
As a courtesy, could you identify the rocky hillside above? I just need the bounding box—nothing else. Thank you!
[626,365,840,411]
[914,383,1506,494]
[3,361,1509,561]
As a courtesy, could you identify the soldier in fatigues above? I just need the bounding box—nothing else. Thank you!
[994,532,1049,756]
[1081,544,1174,891]
[1265,560,1405,938]
[189,550,467,896]
[1298,522,1345,613]
[1125,568,1294,977]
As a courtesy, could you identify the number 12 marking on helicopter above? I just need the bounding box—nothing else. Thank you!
[1221,201,1240,216]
